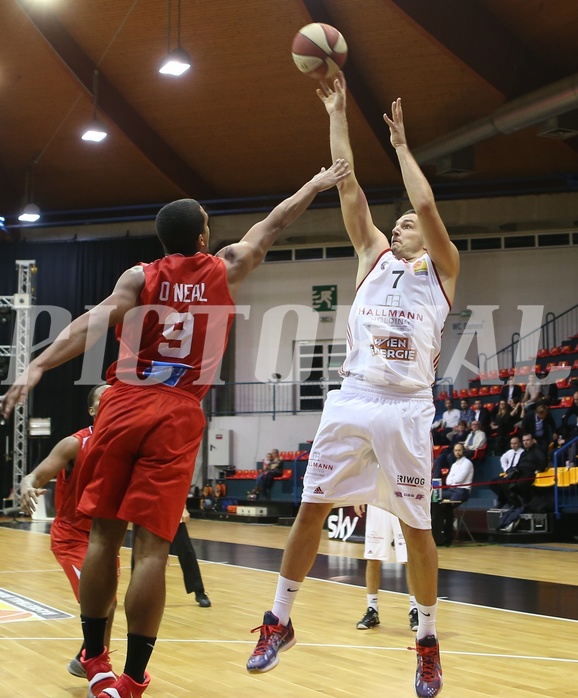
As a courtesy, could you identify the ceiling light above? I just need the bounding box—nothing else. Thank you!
[18,203,41,223]
[159,47,191,76]
[81,120,108,142]
[18,166,41,223]
[82,69,108,142]
[159,0,191,77]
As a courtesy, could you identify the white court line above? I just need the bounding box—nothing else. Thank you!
[3,527,577,625]
[0,635,576,664]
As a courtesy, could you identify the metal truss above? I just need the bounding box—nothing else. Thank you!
[1,261,36,504]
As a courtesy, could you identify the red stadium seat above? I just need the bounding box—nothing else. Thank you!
[459,389,468,398]
[479,386,489,396]
[484,402,494,411]
[490,385,501,395]
[469,387,479,397]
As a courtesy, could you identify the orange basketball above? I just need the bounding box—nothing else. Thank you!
[291,23,348,80]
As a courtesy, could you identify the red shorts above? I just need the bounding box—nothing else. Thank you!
[77,382,205,541]
[50,519,89,602]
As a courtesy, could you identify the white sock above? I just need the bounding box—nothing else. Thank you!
[367,593,379,612]
[416,601,437,640]
[409,595,418,610]
[272,576,301,626]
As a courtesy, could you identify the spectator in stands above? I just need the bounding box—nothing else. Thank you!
[490,400,515,455]
[522,374,543,410]
[270,449,283,475]
[459,398,475,427]
[499,433,548,508]
[500,374,522,405]
[560,390,578,439]
[432,420,470,478]
[521,403,557,453]
[462,420,487,459]
[248,449,284,499]
[471,399,491,435]
[508,398,525,427]
[439,443,474,546]
[489,435,523,508]
[432,398,460,445]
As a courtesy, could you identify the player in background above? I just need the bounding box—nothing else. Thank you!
[2,159,350,698]
[19,384,117,679]
[354,505,418,632]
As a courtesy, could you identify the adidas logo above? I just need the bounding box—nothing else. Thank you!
[313,486,324,494]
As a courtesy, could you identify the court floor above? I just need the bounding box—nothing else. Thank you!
[1,516,577,697]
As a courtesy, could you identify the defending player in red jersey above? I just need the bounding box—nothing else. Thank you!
[2,158,350,698]
[19,384,117,679]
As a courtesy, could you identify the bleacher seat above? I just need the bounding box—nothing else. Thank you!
[516,365,530,375]
[469,387,479,397]
[558,396,574,408]
[556,378,570,389]
[471,444,487,462]
[438,391,449,400]
[534,468,555,487]
[490,385,500,395]
[479,386,489,396]
[484,401,494,411]
[499,369,510,380]
[549,346,561,356]
[537,348,548,358]
[573,359,578,371]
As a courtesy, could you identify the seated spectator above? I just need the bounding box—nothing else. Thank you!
[445,419,469,447]
[489,435,523,507]
[500,374,522,405]
[248,449,283,499]
[432,421,469,478]
[269,448,284,476]
[432,398,461,445]
[459,398,475,428]
[493,433,548,508]
[471,399,492,435]
[439,443,474,546]
[508,398,525,426]
[522,374,543,410]
[462,420,487,459]
[521,403,557,453]
[490,400,515,455]
[559,390,578,439]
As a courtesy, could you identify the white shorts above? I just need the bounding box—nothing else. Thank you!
[364,505,408,563]
[302,379,435,529]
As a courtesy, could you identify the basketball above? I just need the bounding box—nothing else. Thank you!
[291,23,348,80]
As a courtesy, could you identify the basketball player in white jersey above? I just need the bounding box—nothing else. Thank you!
[247,73,459,698]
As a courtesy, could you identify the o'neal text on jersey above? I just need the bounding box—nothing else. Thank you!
[159,281,208,303]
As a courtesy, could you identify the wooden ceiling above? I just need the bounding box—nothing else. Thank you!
[2,0,578,234]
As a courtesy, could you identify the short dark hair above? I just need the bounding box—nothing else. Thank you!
[155,199,205,255]
[87,383,107,410]
[401,208,416,216]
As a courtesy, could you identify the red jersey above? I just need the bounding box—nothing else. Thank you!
[54,426,93,533]
[107,253,235,400]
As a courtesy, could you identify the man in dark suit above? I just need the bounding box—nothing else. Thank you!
[471,399,492,435]
[500,375,522,405]
[521,403,557,452]
[560,390,578,438]
[503,433,549,507]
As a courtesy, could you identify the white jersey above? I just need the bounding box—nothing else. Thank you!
[341,250,450,391]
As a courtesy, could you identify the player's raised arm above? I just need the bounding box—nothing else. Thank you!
[217,159,350,297]
[1,266,144,418]
[318,72,387,279]
[384,98,459,292]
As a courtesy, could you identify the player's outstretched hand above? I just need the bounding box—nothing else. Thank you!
[20,481,47,516]
[317,71,346,115]
[311,158,351,191]
[1,363,44,419]
[383,98,407,150]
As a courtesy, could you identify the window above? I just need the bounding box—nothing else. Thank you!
[295,340,346,410]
